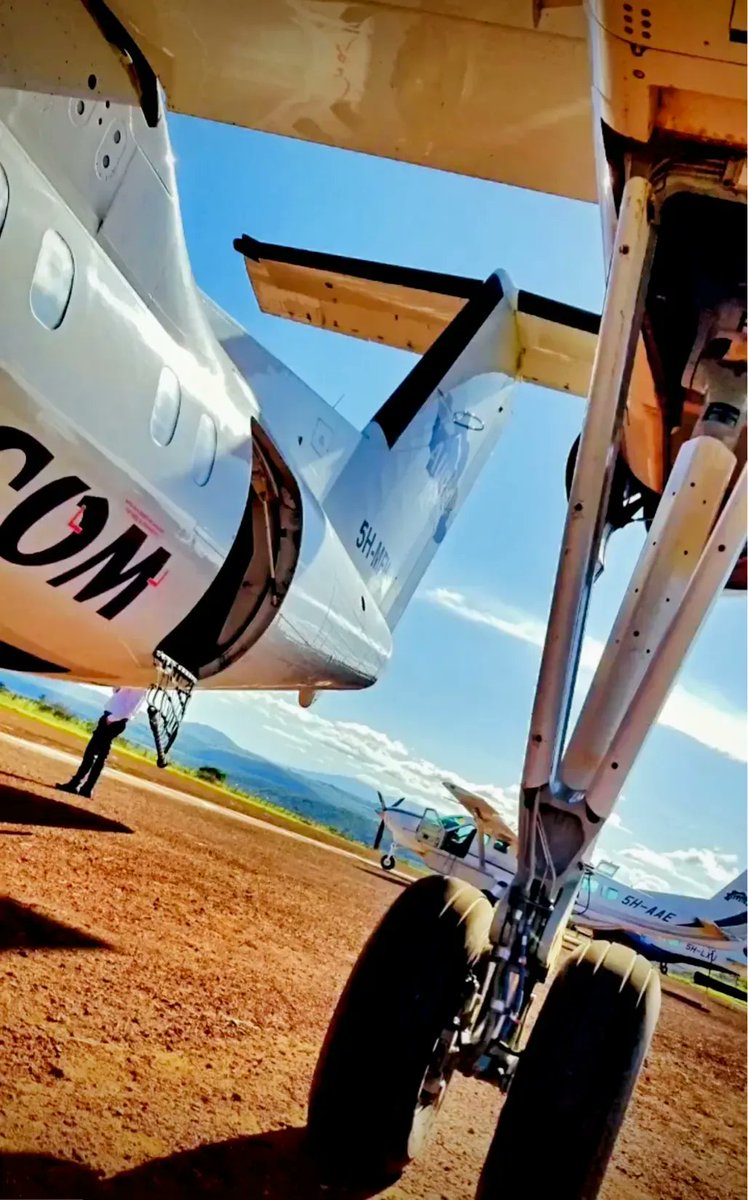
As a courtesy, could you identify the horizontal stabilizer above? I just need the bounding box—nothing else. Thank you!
[235,236,600,398]
[692,919,731,943]
[235,235,478,354]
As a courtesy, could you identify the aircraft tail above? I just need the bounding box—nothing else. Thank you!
[234,238,599,631]
[709,869,748,918]
[323,274,518,626]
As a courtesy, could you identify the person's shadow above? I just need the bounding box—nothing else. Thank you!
[0,778,132,834]
[0,1129,389,1199]
[0,897,112,952]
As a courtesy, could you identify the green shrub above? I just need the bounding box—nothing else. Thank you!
[195,765,227,785]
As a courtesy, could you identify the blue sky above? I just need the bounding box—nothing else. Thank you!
[150,117,745,897]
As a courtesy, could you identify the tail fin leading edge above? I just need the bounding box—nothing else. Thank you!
[234,236,599,630]
[323,272,518,627]
[710,869,748,917]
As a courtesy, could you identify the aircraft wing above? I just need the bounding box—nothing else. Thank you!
[235,236,600,399]
[3,1,594,202]
[443,783,518,848]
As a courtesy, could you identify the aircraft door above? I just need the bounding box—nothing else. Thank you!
[157,424,301,679]
[416,808,444,850]
[576,873,592,916]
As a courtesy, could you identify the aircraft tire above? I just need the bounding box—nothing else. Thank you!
[307,874,492,1189]
[477,940,660,1200]
[380,853,396,870]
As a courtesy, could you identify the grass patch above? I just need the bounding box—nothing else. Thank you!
[672,970,747,1011]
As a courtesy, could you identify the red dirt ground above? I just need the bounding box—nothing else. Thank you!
[0,713,744,1200]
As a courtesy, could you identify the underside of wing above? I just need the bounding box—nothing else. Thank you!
[1,0,594,202]
[235,235,480,356]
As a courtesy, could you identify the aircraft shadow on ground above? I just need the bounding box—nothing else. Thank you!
[0,1132,388,1200]
[0,780,132,834]
[354,863,409,889]
[0,898,112,953]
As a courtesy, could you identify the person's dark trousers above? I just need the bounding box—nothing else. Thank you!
[57,716,127,796]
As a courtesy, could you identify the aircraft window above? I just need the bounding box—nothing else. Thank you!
[0,164,8,235]
[30,230,75,330]
[442,821,476,859]
[588,877,599,893]
[603,886,619,900]
[192,413,217,486]
[151,366,181,447]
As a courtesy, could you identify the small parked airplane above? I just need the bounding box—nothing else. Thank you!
[374,784,747,963]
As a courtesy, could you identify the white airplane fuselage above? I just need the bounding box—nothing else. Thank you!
[0,85,520,695]
[0,90,396,691]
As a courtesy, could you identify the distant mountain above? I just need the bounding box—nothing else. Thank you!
[304,769,381,807]
[0,672,106,717]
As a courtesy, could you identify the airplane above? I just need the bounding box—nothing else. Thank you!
[1,3,745,1198]
[576,858,747,979]
[374,784,747,956]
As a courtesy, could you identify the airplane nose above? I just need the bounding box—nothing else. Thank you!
[372,795,406,849]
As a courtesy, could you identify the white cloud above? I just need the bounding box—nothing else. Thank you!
[620,869,672,892]
[660,847,738,884]
[421,588,747,763]
[606,811,630,833]
[237,692,520,826]
[616,844,739,897]
[261,724,309,751]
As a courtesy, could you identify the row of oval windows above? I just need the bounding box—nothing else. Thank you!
[0,163,217,488]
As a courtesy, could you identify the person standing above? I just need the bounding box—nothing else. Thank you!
[55,687,147,798]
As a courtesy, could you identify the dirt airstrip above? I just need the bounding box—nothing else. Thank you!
[0,712,744,1200]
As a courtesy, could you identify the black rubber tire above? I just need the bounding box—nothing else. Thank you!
[477,940,661,1200]
[308,875,492,1188]
[380,853,396,871]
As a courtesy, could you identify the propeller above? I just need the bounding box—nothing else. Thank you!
[373,793,405,850]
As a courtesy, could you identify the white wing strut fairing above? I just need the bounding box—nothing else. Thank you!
[234,235,600,399]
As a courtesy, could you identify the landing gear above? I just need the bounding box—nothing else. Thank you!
[477,942,660,1199]
[307,875,492,1189]
[380,852,396,871]
[464,174,744,1199]
[310,160,746,1200]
